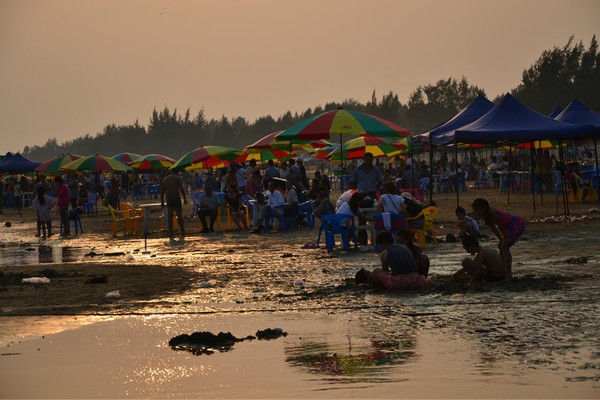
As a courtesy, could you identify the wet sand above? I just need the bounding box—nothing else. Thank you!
[1,188,599,398]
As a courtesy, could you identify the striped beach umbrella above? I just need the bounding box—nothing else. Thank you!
[277,108,411,141]
[170,146,243,170]
[130,154,175,171]
[328,137,409,161]
[35,153,83,173]
[112,152,142,164]
[61,154,132,172]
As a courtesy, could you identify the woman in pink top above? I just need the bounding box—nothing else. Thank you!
[54,176,71,236]
[471,198,525,280]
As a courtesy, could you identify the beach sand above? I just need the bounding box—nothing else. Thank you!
[1,187,599,398]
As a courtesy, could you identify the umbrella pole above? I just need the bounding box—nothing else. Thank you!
[340,134,344,192]
[538,140,544,206]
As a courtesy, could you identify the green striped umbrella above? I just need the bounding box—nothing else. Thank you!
[277,108,411,141]
[112,152,142,164]
[171,146,243,170]
[35,153,83,173]
[130,154,175,171]
[61,154,132,172]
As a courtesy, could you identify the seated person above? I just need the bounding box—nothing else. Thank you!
[395,229,430,278]
[453,235,505,287]
[401,191,425,229]
[377,231,417,275]
[337,192,374,245]
[313,189,334,219]
[224,184,248,230]
[198,184,220,233]
[283,178,299,219]
[253,180,286,233]
[455,206,482,239]
[335,182,358,211]
[377,181,406,215]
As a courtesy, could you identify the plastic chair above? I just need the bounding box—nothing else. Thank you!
[295,201,315,229]
[405,206,439,248]
[263,206,286,233]
[196,193,223,231]
[108,205,127,238]
[61,208,83,235]
[322,213,357,253]
[226,204,250,230]
[82,193,98,216]
[121,202,142,235]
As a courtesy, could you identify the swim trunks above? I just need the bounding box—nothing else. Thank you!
[166,194,182,209]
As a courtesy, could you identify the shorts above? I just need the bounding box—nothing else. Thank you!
[506,215,526,245]
[166,195,182,209]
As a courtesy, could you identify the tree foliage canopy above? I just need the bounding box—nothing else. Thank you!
[20,36,599,162]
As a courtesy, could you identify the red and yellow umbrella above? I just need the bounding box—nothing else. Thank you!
[247,131,332,151]
[35,153,83,173]
[61,154,132,172]
[130,154,175,171]
[329,137,410,161]
[170,146,243,171]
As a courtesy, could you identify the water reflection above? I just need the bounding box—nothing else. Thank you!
[285,321,416,381]
[0,243,89,265]
[38,245,54,263]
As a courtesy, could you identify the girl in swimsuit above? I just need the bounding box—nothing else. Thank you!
[471,198,525,280]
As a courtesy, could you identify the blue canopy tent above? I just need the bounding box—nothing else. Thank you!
[417,95,495,202]
[0,152,42,173]
[554,99,600,202]
[449,94,600,213]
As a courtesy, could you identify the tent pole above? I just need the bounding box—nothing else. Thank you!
[530,143,536,214]
[507,145,512,204]
[594,137,599,203]
[455,139,459,207]
[558,139,569,217]
[429,135,434,204]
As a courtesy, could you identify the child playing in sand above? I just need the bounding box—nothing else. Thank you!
[354,231,436,291]
[471,198,525,280]
[395,229,430,278]
[454,235,506,287]
[455,206,481,239]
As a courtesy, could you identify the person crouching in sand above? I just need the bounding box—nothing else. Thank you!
[471,198,525,280]
[454,235,505,288]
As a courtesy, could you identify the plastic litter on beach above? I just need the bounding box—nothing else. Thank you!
[105,290,121,298]
[21,277,50,284]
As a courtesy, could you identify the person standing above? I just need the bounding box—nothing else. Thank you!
[351,152,382,244]
[32,186,55,238]
[160,170,188,238]
[54,176,70,237]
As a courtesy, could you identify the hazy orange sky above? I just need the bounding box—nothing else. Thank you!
[1,0,598,153]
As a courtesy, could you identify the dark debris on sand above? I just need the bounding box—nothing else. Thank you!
[169,328,288,355]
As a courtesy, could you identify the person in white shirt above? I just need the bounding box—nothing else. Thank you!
[253,181,285,233]
[377,182,406,214]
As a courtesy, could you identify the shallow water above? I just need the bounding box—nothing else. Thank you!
[1,217,599,397]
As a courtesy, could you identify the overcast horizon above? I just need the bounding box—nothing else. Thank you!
[1,0,599,153]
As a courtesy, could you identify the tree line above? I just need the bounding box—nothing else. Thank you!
[21,36,599,162]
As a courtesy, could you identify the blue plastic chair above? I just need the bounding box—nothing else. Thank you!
[321,213,357,253]
[263,206,286,233]
[61,208,83,235]
[82,193,98,216]
[293,201,315,229]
